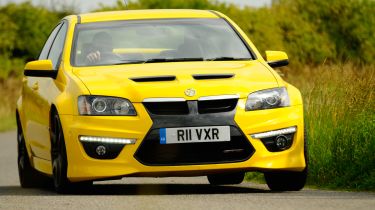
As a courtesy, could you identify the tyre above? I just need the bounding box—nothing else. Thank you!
[17,116,51,188]
[207,172,245,185]
[264,169,307,191]
[264,127,308,191]
[51,112,92,193]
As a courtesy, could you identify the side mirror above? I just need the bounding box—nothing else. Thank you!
[265,51,289,68]
[24,60,57,78]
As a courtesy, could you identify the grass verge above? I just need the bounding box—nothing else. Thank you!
[246,64,375,191]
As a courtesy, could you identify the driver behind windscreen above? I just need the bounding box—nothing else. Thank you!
[86,32,118,64]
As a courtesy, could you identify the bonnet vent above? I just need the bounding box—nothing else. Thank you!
[130,75,176,82]
[193,74,234,80]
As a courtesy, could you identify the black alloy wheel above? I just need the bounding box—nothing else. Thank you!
[17,116,50,188]
[51,112,92,193]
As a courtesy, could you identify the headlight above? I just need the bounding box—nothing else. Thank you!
[245,87,290,111]
[78,96,137,116]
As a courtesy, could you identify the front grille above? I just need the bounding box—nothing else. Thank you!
[198,99,238,114]
[134,126,254,166]
[143,98,238,115]
[136,98,254,166]
[143,102,189,115]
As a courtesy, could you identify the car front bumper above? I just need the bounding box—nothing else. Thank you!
[60,99,305,182]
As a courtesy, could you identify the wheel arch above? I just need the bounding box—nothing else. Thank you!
[49,104,69,161]
[49,104,59,149]
[15,107,34,166]
[49,104,58,127]
[16,96,26,134]
[15,109,21,128]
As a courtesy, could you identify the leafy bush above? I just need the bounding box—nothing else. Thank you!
[0,56,24,79]
[0,2,60,60]
[0,13,17,56]
[100,0,375,65]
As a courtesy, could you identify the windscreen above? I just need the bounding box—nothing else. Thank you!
[72,18,253,67]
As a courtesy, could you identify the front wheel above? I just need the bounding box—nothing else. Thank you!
[51,112,92,193]
[264,127,308,191]
[264,169,307,191]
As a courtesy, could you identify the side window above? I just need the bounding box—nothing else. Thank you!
[48,22,68,69]
[38,23,62,60]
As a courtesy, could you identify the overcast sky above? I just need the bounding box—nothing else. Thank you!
[0,0,271,12]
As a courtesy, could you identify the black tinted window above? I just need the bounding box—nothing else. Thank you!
[48,22,68,69]
[38,23,62,60]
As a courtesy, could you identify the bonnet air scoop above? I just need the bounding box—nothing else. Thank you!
[130,75,176,82]
[192,74,235,80]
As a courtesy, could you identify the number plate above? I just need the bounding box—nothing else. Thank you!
[159,126,230,144]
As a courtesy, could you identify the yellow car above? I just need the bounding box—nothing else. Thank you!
[16,9,307,193]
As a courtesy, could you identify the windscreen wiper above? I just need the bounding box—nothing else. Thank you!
[207,57,250,61]
[112,57,245,65]
[112,60,146,65]
[143,57,205,63]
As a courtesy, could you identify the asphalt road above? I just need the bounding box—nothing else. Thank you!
[0,130,374,210]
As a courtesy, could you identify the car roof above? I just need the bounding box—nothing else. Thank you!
[78,9,219,23]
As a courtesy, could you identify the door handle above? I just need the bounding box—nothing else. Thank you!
[32,82,39,91]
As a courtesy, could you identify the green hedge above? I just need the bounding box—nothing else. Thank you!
[100,0,375,65]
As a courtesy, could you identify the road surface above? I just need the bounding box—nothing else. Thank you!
[0,130,374,210]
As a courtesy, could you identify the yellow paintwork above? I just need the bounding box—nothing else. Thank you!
[79,9,218,23]
[17,9,305,182]
[265,51,289,63]
[25,60,54,71]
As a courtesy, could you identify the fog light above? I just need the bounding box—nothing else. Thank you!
[275,135,288,150]
[96,145,107,156]
[252,127,296,152]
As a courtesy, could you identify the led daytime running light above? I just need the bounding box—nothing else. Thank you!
[251,127,296,139]
[79,136,136,145]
